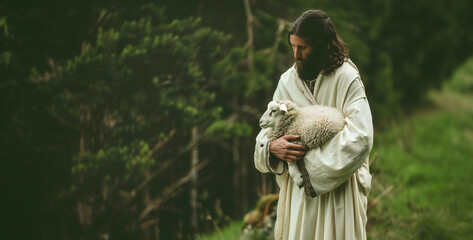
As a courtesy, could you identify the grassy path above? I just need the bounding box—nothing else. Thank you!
[368,58,473,239]
[368,107,473,239]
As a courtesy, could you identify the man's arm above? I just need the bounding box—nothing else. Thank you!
[254,128,287,174]
[304,78,374,195]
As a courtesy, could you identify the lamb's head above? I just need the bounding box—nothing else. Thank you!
[259,100,297,129]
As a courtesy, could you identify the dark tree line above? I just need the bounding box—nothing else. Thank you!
[1,0,473,239]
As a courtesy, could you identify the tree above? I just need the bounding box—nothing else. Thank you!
[33,4,230,238]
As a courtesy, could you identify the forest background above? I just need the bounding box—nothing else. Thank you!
[1,0,473,239]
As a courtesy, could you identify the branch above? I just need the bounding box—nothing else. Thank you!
[45,107,81,131]
[31,58,57,83]
[368,185,393,210]
[242,0,254,72]
[88,9,108,35]
[147,129,176,158]
[120,132,209,203]
[138,159,209,220]
[241,105,264,118]
[369,152,378,167]
[269,19,287,63]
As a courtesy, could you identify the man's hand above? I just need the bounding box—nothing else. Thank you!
[270,135,307,162]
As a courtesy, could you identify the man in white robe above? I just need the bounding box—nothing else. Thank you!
[254,10,373,240]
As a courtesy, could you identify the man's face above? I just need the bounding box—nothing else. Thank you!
[290,34,324,80]
[290,34,313,63]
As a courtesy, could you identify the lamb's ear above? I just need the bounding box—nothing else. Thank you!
[279,104,288,113]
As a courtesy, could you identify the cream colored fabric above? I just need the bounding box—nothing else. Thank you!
[254,60,373,240]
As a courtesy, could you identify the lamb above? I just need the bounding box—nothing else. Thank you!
[259,100,345,189]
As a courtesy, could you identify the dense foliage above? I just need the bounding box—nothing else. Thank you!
[2,0,473,239]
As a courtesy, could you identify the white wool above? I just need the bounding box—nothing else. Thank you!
[259,100,345,187]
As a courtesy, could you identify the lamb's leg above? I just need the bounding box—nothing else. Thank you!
[287,162,304,188]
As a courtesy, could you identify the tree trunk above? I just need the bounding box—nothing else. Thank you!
[232,134,241,215]
[77,109,92,229]
[243,0,255,73]
[241,0,255,214]
[231,93,244,216]
[240,141,248,213]
[190,127,199,233]
[142,182,160,240]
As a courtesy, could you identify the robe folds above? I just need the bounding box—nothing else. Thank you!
[254,60,374,240]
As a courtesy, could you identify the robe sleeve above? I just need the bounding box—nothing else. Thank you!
[305,77,374,195]
[254,80,288,175]
[254,128,287,174]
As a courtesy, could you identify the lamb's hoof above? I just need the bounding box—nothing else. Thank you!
[296,176,304,189]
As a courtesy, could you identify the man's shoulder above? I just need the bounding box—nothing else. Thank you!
[280,65,296,78]
[279,65,296,84]
[335,60,359,78]
[328,60,360,84]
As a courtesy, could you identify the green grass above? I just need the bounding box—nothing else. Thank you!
[368,58,473,239]
[196,220,243,240]
[368,110,473,239]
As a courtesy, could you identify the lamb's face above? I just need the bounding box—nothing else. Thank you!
[259,101,287,129]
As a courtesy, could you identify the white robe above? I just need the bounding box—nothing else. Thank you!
[254,60,373,240]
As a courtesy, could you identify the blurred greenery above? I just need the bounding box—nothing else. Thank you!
[2,0,473,239]
[443,57,473,93]
[369,111,473,239]
[368,59,473,239]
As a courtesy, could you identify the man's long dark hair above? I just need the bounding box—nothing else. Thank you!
[288,10,348,75]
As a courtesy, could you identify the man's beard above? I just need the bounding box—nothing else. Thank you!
[296,51,324,80]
